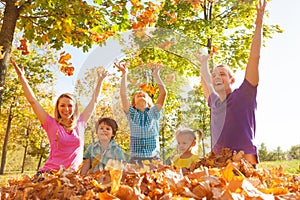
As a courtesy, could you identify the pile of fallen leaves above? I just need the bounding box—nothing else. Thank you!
[1,148,299,200]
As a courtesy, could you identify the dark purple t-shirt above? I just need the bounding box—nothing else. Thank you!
[208,79,258,158]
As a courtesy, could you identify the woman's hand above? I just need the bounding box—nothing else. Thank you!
[10,57,25,77]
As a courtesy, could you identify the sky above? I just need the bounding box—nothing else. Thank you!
[56,0,300,151]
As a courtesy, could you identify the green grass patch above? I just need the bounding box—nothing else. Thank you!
[0,171,35,187]
[258,159,300,174]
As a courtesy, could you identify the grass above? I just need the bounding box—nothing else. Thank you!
[0,171,35,187]
[258,159,300,174]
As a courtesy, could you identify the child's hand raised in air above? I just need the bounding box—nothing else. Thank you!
[152,63,163,78]
[114,61,128,75]
[97,70,109,82]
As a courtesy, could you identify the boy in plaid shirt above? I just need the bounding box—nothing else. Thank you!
[115,62,167,165]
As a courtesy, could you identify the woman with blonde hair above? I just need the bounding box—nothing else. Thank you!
[11,58,108,173]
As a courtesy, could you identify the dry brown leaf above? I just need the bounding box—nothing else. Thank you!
[1,148,299,199]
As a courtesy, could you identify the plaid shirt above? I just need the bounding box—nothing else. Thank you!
[127,105,161,158]
[83,140,125,172]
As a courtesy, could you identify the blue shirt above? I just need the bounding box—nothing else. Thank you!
[127,105,161,158]
[83,140,125,173]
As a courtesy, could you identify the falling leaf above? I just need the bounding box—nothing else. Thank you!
[209,45,219,56]
[58,52,75,76]
[165,73,175,83]
[58,51,72,65]
[17,39,30,55]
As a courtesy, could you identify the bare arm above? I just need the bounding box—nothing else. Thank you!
[82,70,108,122]
[10,58,48,125]
[195,54,214,101]
[80,158,91,176]
[152,64,167,111]
[114,61,130,113]
[245,0,266,86]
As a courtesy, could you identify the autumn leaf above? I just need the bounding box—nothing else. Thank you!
[60,65,75,76]
[17,39,30,55]
[1,149,299,199]
[58,51,72,65]
[221,162,236,182]
[165,73,175,83]
[58,51,75,76]
[209,45,219,56]
[0,46,6,60]
[130,0,142,9]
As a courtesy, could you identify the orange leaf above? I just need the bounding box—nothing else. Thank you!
[17,39,30,55]
[130,0,142,9]
[58,51,72,65]
[140,84,147,92]
[209,45,219,56]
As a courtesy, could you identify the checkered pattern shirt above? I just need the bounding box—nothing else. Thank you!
[127,105,161,158]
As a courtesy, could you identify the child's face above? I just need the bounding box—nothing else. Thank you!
[134,91,148,105]
[176,134,195,154]
[97,122,114,143]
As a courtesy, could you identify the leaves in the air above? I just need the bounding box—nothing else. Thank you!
[17,39,30,55]
[58,51,75,76]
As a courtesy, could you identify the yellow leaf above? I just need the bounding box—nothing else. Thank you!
[222,162,236,182]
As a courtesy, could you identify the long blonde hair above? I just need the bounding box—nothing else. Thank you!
[54,93,79,131]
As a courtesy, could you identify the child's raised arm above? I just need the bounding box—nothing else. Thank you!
[152,64,167,111]
[115,61,130,113]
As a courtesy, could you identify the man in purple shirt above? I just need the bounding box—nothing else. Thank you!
[196,0,267,166]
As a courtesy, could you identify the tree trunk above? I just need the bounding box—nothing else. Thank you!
[37,148,44,171]
[0,0,20,110]
[21,141,28,173]
[21,127,29,173]
[0,101,14,174]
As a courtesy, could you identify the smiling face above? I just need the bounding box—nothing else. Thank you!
[97,122,114,144]
[212,65,235,95]
[57,97,76,121]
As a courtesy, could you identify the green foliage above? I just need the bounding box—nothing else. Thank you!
[289,145,300,160]
[258,143,300,162]
[15,0,130,51]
